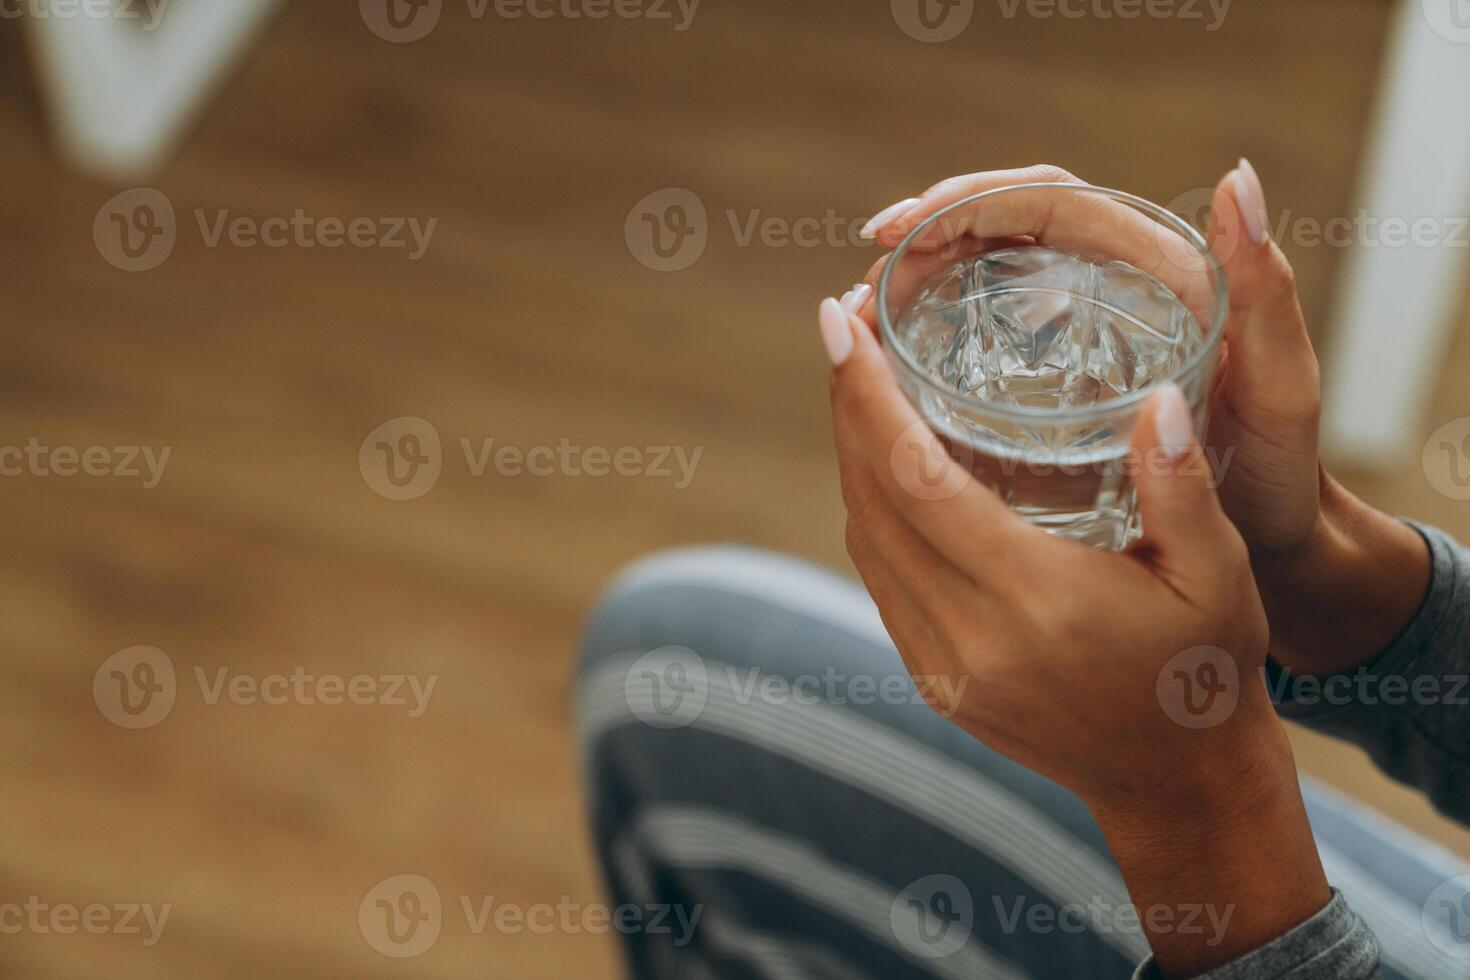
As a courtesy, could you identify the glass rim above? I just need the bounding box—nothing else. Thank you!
[875,182,1230,424]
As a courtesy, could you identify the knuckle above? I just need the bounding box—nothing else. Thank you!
[1266,247,1299,295]
[1026,163,1082,185]
[927,174,975,200]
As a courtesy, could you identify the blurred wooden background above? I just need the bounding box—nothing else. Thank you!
[2,0,1469,976]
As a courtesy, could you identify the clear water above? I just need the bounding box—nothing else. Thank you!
[892,246,1205,548]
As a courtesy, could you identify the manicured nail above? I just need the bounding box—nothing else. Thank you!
[818,298,854,366]
[1236,158,1269,245]
[860,197,921,240]
[1154,383,1195,459]
[841,283,873,313]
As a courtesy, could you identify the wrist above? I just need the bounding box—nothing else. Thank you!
[1088,701,1330,978]
[1251,476,1430,676]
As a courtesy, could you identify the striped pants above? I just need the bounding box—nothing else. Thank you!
[577,547,1467,979]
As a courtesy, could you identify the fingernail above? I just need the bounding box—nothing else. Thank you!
[819,298,854,366]
[860,197,921,240]
[1236,158,1269,245]
[841,283,873,313]
[1154,383,1195,459]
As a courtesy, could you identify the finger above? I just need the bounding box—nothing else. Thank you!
[820,298,1033,582]
[833,404,973,602]
[869,164,1086,248]
[1129,383,1243,584]
[843,518,952,684]
[1207,161,1321,425]
[868,168,1216,326]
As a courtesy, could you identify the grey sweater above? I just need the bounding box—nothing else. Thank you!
[1133,522,1470,979]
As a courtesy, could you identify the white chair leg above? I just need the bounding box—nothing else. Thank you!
[1321,1,1470,468]
[26,0,285,181]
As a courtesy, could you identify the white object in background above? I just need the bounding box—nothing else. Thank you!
[1321,1,1470,467]
[26,0,285,181]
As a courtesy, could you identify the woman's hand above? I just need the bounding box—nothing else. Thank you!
[819,292,1330,977]
[850,163,1431,679]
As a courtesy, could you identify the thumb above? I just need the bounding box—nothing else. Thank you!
[1131,383,1235,569]
[1206,159,1320,422]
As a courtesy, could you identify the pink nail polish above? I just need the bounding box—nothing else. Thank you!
[1154,383,1195,459]
[841,283,873,313]
[1236,158,1269,246]
[860,197,922,240]
[818,298,854,366]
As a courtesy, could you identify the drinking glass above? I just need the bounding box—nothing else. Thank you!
[877,182,1229,550]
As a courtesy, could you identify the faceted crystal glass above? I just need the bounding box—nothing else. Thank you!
[878,183,1229,550]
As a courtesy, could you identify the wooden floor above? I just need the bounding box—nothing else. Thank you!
[3,1,1469,976]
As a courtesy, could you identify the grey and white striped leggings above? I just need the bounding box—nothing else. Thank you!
[577,547,1466,979]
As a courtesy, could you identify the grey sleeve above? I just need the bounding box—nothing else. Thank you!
[1130,891,1380,980]
[1269,521,1470,821]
